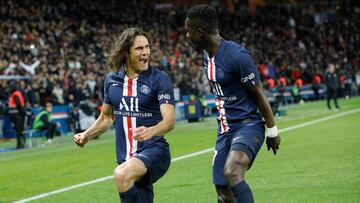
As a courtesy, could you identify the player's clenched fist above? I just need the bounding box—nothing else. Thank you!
[74,133,89,147]
[133,126,155,141]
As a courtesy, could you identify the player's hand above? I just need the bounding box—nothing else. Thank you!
[266,125,280,155]
[133,126,155,141]
[74,133,88,148]
[266,136,281,155]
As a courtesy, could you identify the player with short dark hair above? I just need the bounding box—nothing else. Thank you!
[74,27,176,203]
[185,5,281,203]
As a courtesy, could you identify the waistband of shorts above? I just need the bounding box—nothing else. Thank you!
[225,117,263,125]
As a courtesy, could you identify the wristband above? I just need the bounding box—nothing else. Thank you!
[266,125,279,138]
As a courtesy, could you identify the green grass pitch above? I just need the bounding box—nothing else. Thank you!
[0,97,359,203]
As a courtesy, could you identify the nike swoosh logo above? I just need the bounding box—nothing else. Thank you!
[232,137,243,142]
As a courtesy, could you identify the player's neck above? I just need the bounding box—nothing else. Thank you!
[124,66,140,79]
[206,35,222,57]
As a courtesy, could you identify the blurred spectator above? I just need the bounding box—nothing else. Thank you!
[356,71,360,94]
[291,78,303,104]
[312,74,322,100]
[69,106,81,133]
[324,64,340,110]
[8,81,26,149]
[277,76,287,105]
[32,102,60,145]
[0,81,7,139]
[52,82,65,105]
[266,77,275,89]
[78,102,96,133]
[343,68,353,99]
[0,0,358,113]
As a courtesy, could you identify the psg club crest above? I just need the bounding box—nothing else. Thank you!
[217,69,224,79]
[140,85,151,95]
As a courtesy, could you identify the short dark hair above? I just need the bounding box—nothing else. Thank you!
[107,27,150,72]
[186,4,218,33]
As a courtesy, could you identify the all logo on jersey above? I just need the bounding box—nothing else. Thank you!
[119,97,139,112]
[113,76,152,118]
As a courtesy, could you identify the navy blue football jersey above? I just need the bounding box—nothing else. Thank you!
[204,39,263,134]
[104,66,174,164]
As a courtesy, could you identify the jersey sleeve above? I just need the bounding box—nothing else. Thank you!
[103,74,111,104]
[156,72,175,105]
[234,51,261,88]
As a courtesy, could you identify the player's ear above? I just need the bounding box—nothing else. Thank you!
[197,27,204,34]
[197,27,204,38]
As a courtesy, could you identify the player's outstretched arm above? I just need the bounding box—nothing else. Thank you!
[247,83,281,155]
[133,103,175,141]
[74,103,114,147]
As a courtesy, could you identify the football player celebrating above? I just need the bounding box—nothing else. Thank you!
[74,27,175,203]
[185,5,281,203]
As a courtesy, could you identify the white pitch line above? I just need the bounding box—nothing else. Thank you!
[279,108,360,133]
[13,148,215,203]
[13,108,360,203]
[14,176,113,203]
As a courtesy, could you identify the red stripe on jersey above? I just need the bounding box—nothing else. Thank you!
[128,78,133,96]
[217,99,225,131]
[209,57,213,81]
[127,116,133,157]
[216,98,229,134]
[220,116,226,132]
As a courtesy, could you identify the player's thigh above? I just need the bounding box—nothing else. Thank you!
[134,143,171,185]
[230,122,265,170]
[115,157,148,182]
[225,150,250,172]
[213,133,231,186]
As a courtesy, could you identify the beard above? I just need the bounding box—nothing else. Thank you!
[189,41,203,53]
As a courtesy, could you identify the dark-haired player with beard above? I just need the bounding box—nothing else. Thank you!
[185,5,281,203]
[74,27,175,203]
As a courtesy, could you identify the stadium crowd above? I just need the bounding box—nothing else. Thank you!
[0,0,359,131]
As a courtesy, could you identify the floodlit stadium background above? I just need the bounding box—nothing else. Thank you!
[0,0,360,202]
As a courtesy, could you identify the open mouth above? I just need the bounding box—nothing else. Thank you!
[139,58,148,64]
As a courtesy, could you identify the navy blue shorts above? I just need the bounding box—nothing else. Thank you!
[133,142,171,202]
[212,120,265,185]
